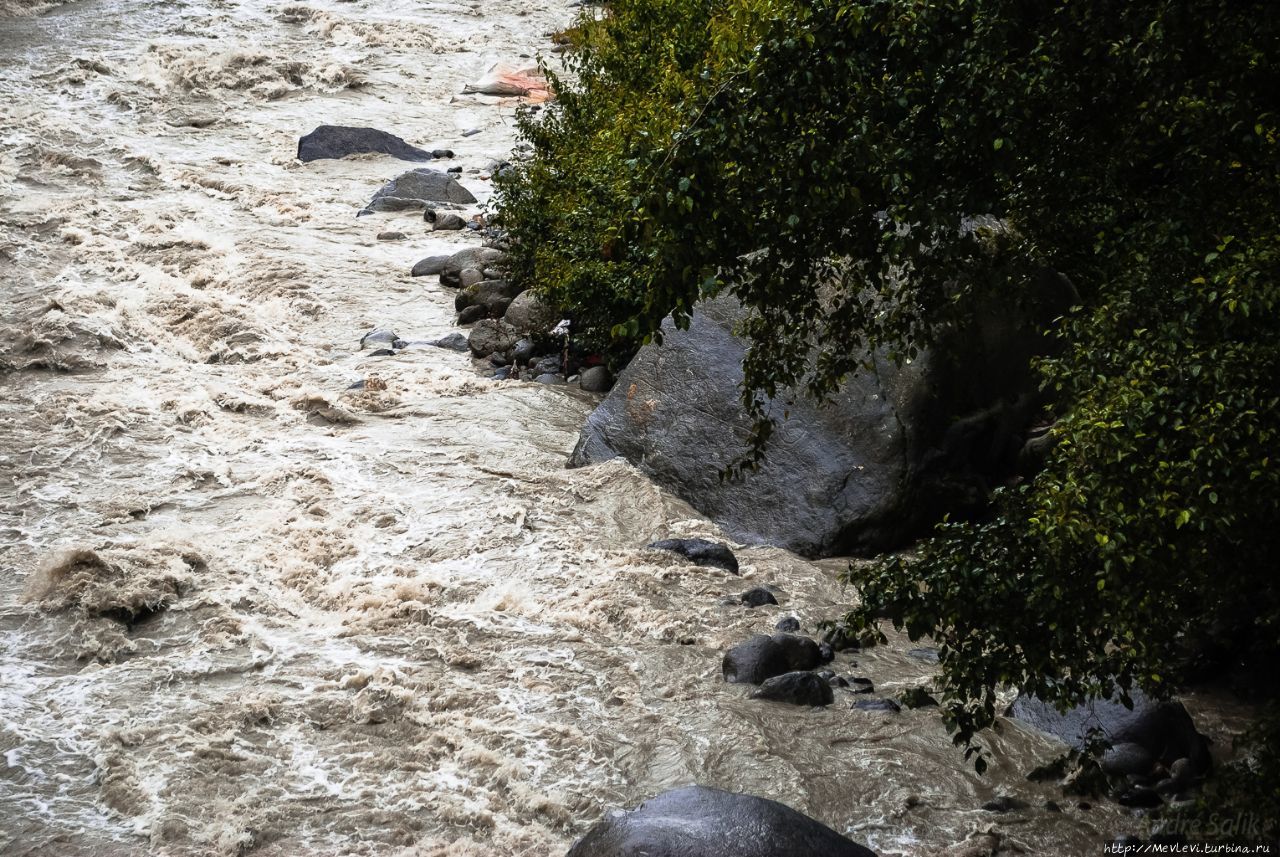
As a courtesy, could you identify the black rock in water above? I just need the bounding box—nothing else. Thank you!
[359,168,476,214]
[648,537,739,574]
[565,785,877,857]
[775,616,801,633]
[750,671,834,707]
[852,698,901,713]
[722,633,824,684]
[427,333,469,352]
[411,255,451,277]
[740,587,778,608]
[426,209,468,230]
[298,125,438,163]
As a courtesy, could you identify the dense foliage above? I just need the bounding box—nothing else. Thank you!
[495,0,1280,828]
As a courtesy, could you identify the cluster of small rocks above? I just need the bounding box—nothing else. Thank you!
[646,537,935,713]
[413,245,614,391]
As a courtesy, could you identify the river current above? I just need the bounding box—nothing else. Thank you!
[0,2,1247,855]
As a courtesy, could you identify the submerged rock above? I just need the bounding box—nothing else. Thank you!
[722,633,826,684]
[298,125,437,163]
[740,587,778,608]
[647,538,739,574]
[565,785,877,857]
[359,168,476,214]
[425,209,467,230]
[750,671,834,707]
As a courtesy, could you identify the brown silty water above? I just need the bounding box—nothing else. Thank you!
[0,2,1251,855]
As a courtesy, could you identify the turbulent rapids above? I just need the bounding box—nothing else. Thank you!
[0,2,1249,855]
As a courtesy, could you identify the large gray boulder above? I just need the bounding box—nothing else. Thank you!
[1008,689,1211,779]
[298,125,441,163]
[566,786,876,857]
[569,288,1068,557]
[359,168,476,214]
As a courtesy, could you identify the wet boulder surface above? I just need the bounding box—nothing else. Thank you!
[566,785,877,857]
[569,286,1072,557]
[1008,688,1212,780]
[359,168,476,214]
[298,125,443,163]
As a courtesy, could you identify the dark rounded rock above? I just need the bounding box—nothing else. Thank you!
[426,332,469,352]
[848,678,874,694]
[535,373,565,385]
[818,642,835,663]
[852,698,901,713]
[431,148,455,159]
[532,354,563,376]
[722,633,823,684]
[504,290,559,335]
[359,168,476,214]
[298,125,434,163]
[467,320,517,358]
[775,616,801,633]
[579,365,613,393]
[740,587,778,608]
[647,538,739,574]
[511,338,536,365]
[425,209,467,230]
[749,671,834,707]
[441,247,507,288]
[565,785,877,857]
[489,352,509,367]
[457,304,487,325]
[366,348,396,357]
[411,255,451,277]
[492,367,511,380]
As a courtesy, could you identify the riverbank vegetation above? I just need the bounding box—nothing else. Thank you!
[495,0,1280,838]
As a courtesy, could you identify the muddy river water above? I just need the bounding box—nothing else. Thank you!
[0,2,1247,855]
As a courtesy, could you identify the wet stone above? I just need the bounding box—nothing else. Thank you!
[852,698,901,713]
[749,671,834,707]
[739,587,778,608]
[647,538,739,574]
[775,616,801,633]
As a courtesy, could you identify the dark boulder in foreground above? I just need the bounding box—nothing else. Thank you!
[647,537,739,574]
[359,168,476,214]
[723,633,826,684]
[298,125,438,163]
[569,284,1073,556]
[750,671,834,707]
[565,785,876,857]
[1008,688,1211,779]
